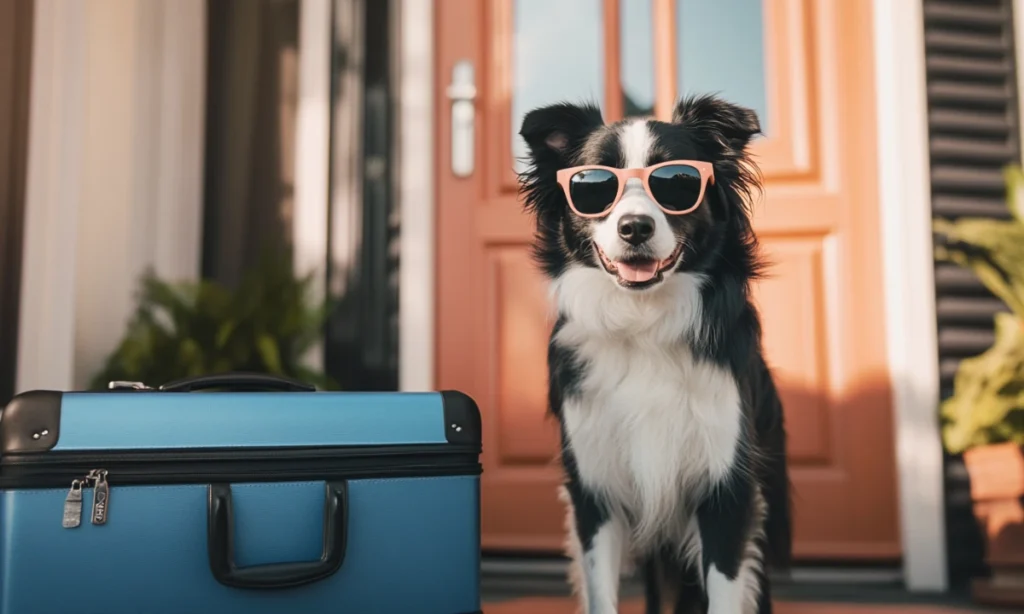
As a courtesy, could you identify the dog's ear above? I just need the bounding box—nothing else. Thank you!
[672,94,761,152]
[519,102,604,164]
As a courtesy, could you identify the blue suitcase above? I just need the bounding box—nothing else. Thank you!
[0,374,483,614]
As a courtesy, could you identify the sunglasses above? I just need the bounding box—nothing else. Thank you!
[555,160,715,218]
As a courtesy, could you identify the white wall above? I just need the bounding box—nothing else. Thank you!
[17,0,206,392]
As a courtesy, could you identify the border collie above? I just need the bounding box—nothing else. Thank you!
[517,94,791,614]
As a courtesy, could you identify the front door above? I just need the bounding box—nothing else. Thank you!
[435,0,901,561]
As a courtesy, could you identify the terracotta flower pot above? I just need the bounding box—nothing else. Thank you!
[962,442,1024,607]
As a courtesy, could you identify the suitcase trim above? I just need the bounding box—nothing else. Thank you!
[441,390,482,446]
[0,443,482,489]
[0,390,62,454]
[2,389,484,453]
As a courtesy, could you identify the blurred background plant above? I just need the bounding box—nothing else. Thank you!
[89,249,335,391]
[934,165,1024,454]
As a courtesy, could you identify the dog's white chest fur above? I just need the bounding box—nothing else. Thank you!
[552,266,743,545]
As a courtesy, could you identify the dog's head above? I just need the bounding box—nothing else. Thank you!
[518,94,762,292]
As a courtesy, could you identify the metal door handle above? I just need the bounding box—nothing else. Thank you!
[447,60,476,178]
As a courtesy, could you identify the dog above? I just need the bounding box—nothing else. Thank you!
[517,94,792,614]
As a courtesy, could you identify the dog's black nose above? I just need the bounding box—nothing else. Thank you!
[617,214,655,245]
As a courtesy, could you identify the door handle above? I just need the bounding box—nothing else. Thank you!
[447,60,476,178]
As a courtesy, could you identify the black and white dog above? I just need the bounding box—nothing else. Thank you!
[517,94,791,614]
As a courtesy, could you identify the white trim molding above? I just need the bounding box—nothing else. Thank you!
[293,0,332,373]
[17,0,207,392]
[872,0,948,593]
[396,0,436,392]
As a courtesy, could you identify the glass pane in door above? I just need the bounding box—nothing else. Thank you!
[620,0,655,117]
[677,0,769,132]
[511,0,605,172]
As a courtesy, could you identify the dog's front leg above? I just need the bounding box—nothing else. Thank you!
[696,452,765,614]
[572,507,624,613]
[563,468,623,612]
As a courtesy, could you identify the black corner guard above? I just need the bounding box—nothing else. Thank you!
[162,373,316,393]
[0,390,63,455]
[440,390,482,448]
[207,481,348,590]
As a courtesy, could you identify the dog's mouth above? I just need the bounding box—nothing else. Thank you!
[595,243,684,289]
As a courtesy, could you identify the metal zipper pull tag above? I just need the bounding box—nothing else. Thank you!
[63,479,84,528]
[90,470,110,525]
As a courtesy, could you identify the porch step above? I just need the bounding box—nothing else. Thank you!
[481,556,904,591]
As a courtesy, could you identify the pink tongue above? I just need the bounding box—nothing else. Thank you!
[616,260,659,282]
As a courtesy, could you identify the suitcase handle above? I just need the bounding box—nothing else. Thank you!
[207,481,349,589]
[160,372,316,393]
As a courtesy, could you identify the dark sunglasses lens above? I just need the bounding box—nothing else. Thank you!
[648,164,703,212]
[569,169,619,215]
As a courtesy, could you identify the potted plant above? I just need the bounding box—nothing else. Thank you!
[90,249,336,391]
[935,165,1024,607]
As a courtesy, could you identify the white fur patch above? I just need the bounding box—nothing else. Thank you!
[620,118,653,168]
[590,119,678,264]
[550,265,705,344]
[552,264,744,551]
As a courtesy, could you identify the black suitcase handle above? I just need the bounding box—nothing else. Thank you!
[159,373,316,393]
[207,481,349,589]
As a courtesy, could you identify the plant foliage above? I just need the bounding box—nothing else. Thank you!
[89,250,335,391]
[935,166,1024,454]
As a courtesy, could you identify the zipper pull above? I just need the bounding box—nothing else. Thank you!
[62,479,84,528]
[88,469,110,525]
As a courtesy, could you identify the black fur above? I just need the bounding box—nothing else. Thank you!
[518,94,792,613]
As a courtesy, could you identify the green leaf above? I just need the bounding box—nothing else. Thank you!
[1006,165,1024,224]
[256,334,283,374]
[215,320,237,349]
[934,164,1024,454]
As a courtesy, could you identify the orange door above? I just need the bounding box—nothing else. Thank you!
[435,0,900,561]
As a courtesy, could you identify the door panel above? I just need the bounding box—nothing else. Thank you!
[755,237,830,464]
[493,246,557,464]
[436,0,900,559]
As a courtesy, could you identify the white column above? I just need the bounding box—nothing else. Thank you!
[293,0,332,372]
[397,0,436,392]
[872,0,948,593]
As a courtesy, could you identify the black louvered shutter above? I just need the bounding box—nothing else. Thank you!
[923,0,1021,587]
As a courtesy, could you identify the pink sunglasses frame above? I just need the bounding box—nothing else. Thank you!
[555,160,716,218]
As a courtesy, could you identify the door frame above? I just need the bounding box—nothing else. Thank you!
[293,0,420,388]
[310,0,948,591]
[0,0,34,405]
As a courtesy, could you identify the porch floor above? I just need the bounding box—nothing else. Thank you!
[480,558,1007,613]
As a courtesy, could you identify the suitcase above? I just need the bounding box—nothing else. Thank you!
[0,373,483,614]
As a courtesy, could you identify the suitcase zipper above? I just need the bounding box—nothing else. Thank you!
[39,448,480,530]
[62,469,109,528]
